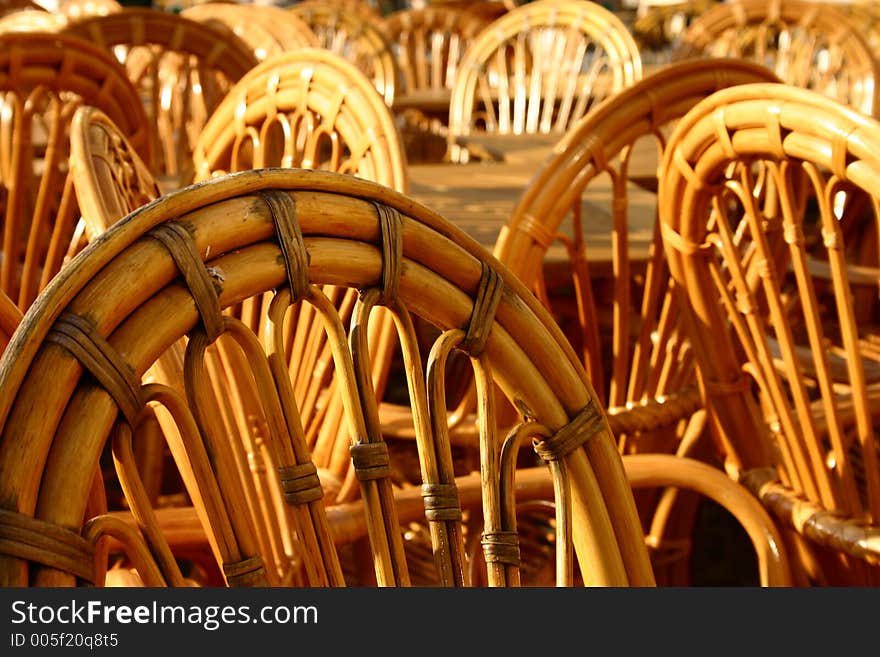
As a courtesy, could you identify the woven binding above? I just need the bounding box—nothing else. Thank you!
[420,483,462,522]
[532,400,605,462]
[350,440,391,481]
[375,202,403,305]
[148,222,223,343]
[481,530,521,566]
[222,554,267,587]
[46,312,142,426]
[277,462,324,505]
[0,509,95,582]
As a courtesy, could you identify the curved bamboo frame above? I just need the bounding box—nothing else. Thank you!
[0,167,655,587]
[0,31,149,311]
[62,8,259,186]
[196,48,408,505]
[673,0,880,117]
[289,2,398,107]
[659,82,880,584]
[447,0,642,162]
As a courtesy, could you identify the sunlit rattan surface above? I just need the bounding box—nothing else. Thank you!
[659,82,880,584]
[0,167,658,588]
[0,31,149,311]
[673,0,880,117]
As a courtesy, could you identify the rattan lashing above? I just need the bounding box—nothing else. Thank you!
[0,31,149,312]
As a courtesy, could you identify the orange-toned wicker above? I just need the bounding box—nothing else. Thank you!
[57,0,121,21]
[382,6,490,97]
[659,82,880,585]
[632,0,717,61]
[289,1,398,106]
[381,5,490,163]
[0,7,66,32]
[0,31,149,311]
[446,0,643,163]
[292,0,385,21]
[672,0,880,117]
[0,167,658,587]
[61,8,259,189]
[0,287,22,355]
[180,3,287,63]
[494,58,783,583]
[181,3,319,62]
[69,106,159,241]
[193,48,407,508]
[432,0,513,23]
[193,48,407,190]
[0,0,45,15]
[46,111,795,585]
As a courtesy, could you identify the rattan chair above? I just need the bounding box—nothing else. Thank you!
[0,166,662,588]
[659,82,880,585]
[381,5,490,162]
[446,0,643,163]
[289,1,398,107]
[61,8,259,190]
[672,0,880,117]
[37,104,792,586]
[488,57,782,583]
[192,48,407,508]
[0,31,149,312]
[181,3,319,63]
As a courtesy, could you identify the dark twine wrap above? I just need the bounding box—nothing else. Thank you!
[481,530,520,566]
[148,222,223,343]
[375,202,403,305]
[0,509,95,583]
[350,440,391,481]
[421,483,462,522]
[47,312,143,427]
[460,261,503,356]
[533,400,605,462]
[277,462,324,505]
[222,554,267,587]
[260,191,311,303]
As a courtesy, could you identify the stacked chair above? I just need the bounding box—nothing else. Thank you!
[494,57,784,584]
[659,82,880,585]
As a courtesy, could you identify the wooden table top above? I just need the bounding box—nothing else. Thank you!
[407,156,657,269]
